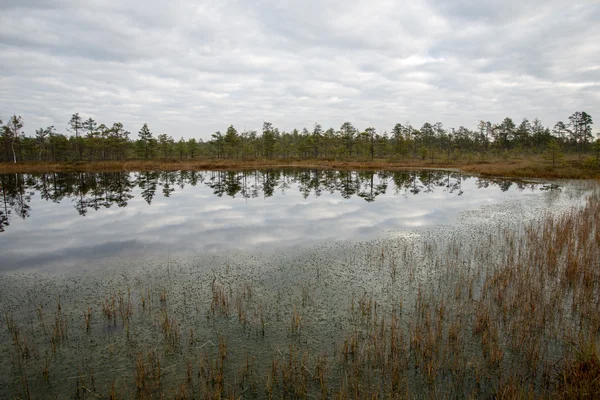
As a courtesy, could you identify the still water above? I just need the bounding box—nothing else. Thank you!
[0,169,556,272]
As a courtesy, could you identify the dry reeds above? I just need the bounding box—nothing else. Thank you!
[2,155,598,179]
[1,187,599,398]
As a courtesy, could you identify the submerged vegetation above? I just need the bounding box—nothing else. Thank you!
[1,181,598,398]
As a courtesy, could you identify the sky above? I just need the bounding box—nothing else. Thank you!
[1,0,599,139]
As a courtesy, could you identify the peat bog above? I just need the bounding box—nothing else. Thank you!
[1,168,599,398]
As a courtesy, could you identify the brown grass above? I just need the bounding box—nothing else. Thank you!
[0,158,456,173]
[0,155,598,179]
[557,338,600,398]
[461,158,600,179]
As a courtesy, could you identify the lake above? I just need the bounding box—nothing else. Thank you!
[1,169,557,272]
[1,168,594,399]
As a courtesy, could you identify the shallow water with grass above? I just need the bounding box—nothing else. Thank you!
[1,169,598,398]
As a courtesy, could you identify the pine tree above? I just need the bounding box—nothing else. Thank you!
[138,123,154,159]
[544,139,564,167]
[68,113,83,159]
[263,122,276,159]
[224,125,239,159]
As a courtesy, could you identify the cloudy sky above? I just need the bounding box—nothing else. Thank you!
[1,0,599,139]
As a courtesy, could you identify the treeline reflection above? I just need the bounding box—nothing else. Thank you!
[0,169,555,232]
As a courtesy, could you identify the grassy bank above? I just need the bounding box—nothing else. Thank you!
[0,155,599,179]
[1,184,599,398]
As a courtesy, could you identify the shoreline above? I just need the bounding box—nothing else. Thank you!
[0,157,599,179]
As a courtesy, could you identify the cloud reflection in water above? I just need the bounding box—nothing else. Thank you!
[0,169,552,272]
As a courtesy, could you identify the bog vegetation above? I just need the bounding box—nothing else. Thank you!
[1,182,599,398]
[0,112,598,169]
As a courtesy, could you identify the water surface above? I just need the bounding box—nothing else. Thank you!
[1,169,593,399]
[0,169,556,272]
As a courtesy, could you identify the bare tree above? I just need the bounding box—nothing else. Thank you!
[5,115,23,163]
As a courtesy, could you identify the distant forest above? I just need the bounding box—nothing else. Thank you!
[0,112,597,164]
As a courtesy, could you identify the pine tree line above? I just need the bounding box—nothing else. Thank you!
[0,112,598,164]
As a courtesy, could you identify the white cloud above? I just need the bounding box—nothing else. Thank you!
[0,0,598,137]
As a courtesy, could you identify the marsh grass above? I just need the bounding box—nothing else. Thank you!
[1,155,599,179]
[0,183,599,398]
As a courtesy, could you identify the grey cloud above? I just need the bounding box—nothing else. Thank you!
[0,0,598,137]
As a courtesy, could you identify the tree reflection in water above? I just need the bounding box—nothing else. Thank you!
[0,169,552,233]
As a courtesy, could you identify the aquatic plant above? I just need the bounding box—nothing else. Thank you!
[0,183,598,398]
